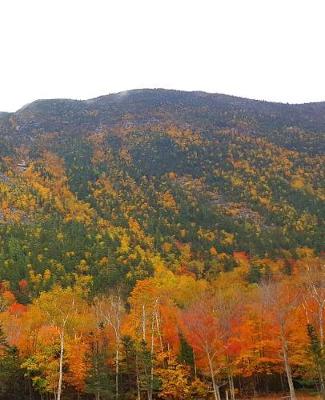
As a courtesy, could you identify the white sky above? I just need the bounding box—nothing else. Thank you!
[0,0,325,111]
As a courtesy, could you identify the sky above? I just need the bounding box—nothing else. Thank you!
[1,0,325,111]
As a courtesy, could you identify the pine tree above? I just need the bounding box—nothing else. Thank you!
[85,343,114,400]
[307,324,325,399]
[0,325,26,400]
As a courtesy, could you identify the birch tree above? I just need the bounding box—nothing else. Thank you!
[182,296,225,400]
[32,286,88,400]
[94,294,124,400]
[260,279,301,400]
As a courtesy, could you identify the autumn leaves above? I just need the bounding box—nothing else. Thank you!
[0,256,324,399]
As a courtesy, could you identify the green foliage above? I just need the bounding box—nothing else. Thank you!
[0,89,324,399]
[307,324,325,394]
[0,326,26,400]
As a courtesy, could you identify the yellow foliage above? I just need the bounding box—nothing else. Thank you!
[160,191,178,211]
[291,177,305,189]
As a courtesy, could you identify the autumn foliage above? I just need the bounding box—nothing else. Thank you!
[0,91,324,398]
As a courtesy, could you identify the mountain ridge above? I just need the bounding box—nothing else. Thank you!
[1,88,324,155]
[3,88,325,116]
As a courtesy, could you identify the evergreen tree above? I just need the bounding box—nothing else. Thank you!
[307,324,325,399]
[0,325,27,400]
[85,334,114,400]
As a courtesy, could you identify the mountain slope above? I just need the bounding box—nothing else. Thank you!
[1,89,325,153]
[0,89,324,295]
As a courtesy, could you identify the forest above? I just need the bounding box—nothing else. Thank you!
[0,89,324,399]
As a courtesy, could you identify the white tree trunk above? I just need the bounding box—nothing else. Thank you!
[142,304,146,341]
[207,352,221,400]
[228,373,235,400]
[57,329,64,400]
[319,303,324,350]
[148,313,155,400]
[136,353,141,400]
[281,331,296,400]
[193,350,197,380]
[115,344,119,400]
[115,297,121,400]
[155,308,164,353]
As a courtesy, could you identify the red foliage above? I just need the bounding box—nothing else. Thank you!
[8,302,27,316]
[233,251,249,262]
[18,279,28,290]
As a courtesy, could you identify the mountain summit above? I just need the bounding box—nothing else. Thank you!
[1,89,325,154]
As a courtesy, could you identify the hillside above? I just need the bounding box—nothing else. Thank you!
[0,89,324,289]
[0,89,324,399]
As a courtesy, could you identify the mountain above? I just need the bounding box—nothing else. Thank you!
[0,89,324,399]
[0,88,324,293]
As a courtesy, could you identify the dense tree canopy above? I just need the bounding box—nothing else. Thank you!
[0,89,324,399]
